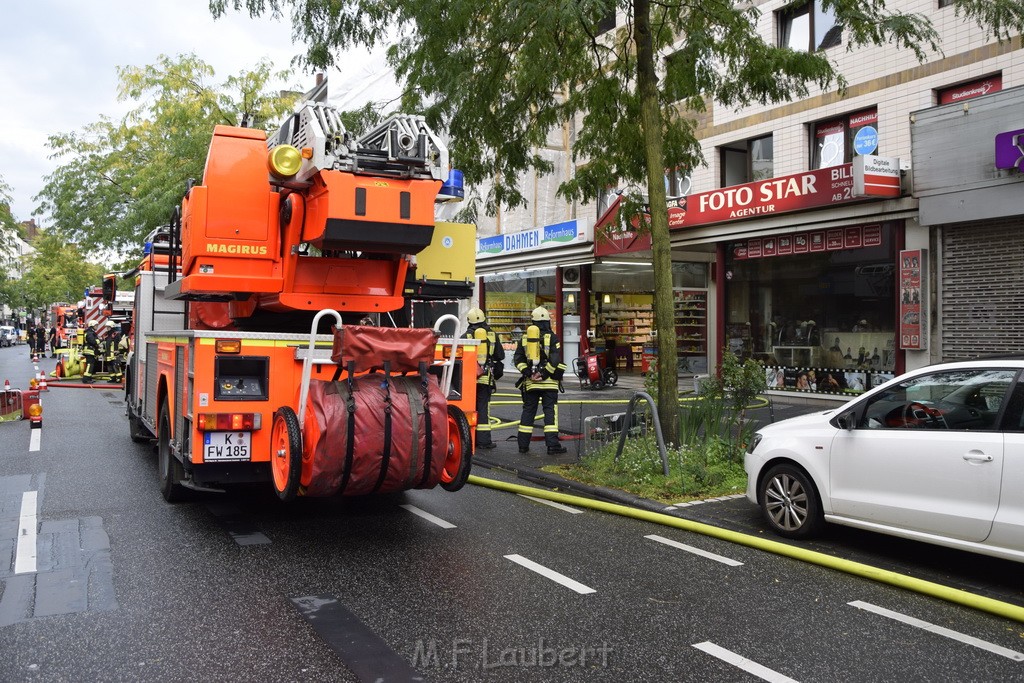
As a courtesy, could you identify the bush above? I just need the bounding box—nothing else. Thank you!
[549,433,747,504]
[552,349,764,501]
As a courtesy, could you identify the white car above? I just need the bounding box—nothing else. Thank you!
[745,359,1024,563]
[0,326,16,347]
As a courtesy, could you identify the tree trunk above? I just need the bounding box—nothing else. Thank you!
[633,0,680,447]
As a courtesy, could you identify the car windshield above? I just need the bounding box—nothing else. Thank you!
[860,368,1017,430]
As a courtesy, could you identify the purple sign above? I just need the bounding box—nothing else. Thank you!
[995,128,1024,170]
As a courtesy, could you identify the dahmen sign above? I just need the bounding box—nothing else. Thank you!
[665,163,864,230]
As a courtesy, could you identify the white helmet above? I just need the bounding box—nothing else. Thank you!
[105,319,116,328]
[467,308,486,324]
[531,306,550,322]
[88,320,98,328]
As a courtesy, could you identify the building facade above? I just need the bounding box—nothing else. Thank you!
[470,2,1022,396]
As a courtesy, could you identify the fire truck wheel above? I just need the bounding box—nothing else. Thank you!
[158,403,187,502]
[271,407,302,502]
[440,405,472,492]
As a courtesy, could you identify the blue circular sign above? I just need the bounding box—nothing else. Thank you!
[853,126,878,155]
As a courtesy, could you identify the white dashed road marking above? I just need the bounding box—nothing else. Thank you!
[692,641,799,683]
[29,428,41,452]
[504,554,596,594]
[517,493,584,514]
[399,504,456,529]
[645,534,744,567]
[15,490,38,574]
[849,600,1024,661]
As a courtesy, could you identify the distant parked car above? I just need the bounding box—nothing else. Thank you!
[745,359,1024,563]
[0,326,16,347]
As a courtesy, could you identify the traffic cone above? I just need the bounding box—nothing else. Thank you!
[3,379,9,391]
[38,375,47,391]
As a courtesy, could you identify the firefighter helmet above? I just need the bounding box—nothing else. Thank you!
[104,319,116,328]
[531,306,550,322]
[88,320,98,328]
[467,308,486,324]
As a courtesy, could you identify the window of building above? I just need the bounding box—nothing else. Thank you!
[936,74,1002,105]
[810,108,877,169]
[937,0,954,7]
[778,0,841,51]
[720,135,774,187]
[665,169,692,198]
[596,8,615,34]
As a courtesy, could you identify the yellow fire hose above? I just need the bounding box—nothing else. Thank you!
[468,474,1024,624]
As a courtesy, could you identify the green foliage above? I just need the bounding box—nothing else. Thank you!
[680,350,768,461]
[550,434,746,504]
[16,233,106,310]
[0,176,18,272]
[35,54,299,254]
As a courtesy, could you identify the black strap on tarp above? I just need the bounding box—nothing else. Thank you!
[393,376,423,489]
[371,363,394,493]
[338,360,357,494]
[417,360,434,487]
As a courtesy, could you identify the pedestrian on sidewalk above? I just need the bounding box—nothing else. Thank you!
[513,306,567,455]
[464,307,505,450]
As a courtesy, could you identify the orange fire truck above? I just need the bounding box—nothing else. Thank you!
[122,101,478,503]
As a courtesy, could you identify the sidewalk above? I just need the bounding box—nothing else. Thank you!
[472,371,841,512]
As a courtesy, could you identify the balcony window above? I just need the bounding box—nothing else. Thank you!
[720,135,774,187]
[778,1,841,52]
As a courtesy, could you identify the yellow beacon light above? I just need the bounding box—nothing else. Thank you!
[268,145,302,179]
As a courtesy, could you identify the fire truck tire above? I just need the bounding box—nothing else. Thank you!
[271,407,302,502]
[158,403,187,502]
[439,405,472,492]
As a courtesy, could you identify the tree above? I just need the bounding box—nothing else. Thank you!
[35,54,300,254]
[210,0,1023,445]
[14,233,106,312]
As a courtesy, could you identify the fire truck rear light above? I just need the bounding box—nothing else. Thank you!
[215,339,242,353]
[197,412,260,431]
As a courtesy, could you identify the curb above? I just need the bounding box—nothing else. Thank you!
[472,455,675,515]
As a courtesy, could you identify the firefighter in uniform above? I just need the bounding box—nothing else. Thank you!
[82,320,100,383]
[513,306,567,455]
[463,307,505,450]
[104,320,125,381]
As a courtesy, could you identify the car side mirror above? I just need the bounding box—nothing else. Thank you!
[836,410,857,430]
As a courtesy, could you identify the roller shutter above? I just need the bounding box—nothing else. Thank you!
[941,220,1024,360]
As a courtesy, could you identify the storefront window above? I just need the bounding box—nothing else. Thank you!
[727,223,897,395]
[483,269,556,354]
[590,260,709,375]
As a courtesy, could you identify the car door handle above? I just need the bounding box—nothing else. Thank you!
[962,452,994,463]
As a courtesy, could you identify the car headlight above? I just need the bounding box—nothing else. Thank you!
[746,433,763,454]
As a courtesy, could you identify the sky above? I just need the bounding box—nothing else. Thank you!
[0,0,397,224]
